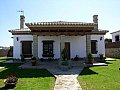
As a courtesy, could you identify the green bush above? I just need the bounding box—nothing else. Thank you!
[87,53,93,64]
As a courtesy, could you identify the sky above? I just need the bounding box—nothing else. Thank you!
[0,0,120,47]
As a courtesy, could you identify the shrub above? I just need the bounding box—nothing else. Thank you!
[74,55,79,61]
[87,53,93,64]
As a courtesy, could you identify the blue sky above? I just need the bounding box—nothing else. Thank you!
[0,0,120,47]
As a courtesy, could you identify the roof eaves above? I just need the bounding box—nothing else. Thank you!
[110,30,120,34]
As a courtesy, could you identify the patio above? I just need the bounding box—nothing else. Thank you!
[18,59,85,69]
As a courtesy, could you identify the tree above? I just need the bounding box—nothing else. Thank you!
[105,38,112,43]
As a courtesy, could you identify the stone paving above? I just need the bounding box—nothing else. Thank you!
[47,67,84,90]
[18,60,84,90]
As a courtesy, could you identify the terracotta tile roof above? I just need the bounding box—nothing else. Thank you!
[25,21,96,26]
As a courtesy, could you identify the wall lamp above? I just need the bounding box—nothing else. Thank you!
[16,37,19,41]
[100,37,102,41]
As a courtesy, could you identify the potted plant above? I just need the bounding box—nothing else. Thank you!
[74,55,79,61]
[61,48,69,65]
[61,48,67,60]
[87,53,93,64]
[99,54,104,59]
[20,53,25,62]
[31,57,36,66]
[59,48,71,71]
[4,74,18,87]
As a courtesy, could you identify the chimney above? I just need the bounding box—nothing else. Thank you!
[20,15,25,30]
[93,15,98,31]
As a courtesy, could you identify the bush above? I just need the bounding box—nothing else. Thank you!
[99,54,104,59]
[87,53,93,64]
[20,54,25,62]
[74,55,79,61]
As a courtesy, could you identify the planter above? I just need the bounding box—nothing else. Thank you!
[59,60,71,71]
[4,79,17,88]
[31,60,36,66]
[4,82,17,87]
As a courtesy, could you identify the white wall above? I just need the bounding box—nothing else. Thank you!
[13,34,105,59]
[13,35,33,59]
[38,36,86,59]
[91,35,105,57]
[111,32,120,42]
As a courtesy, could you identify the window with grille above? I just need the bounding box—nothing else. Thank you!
[91,40,98,54]
[42,41,54,57]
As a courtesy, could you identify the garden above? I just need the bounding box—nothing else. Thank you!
[0,57,55,90]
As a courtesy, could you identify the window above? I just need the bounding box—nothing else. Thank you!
[21,41,32,57]
[42,41,54,57]
[115,35,119,42]
[91,40,98,54]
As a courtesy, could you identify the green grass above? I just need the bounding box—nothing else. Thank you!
[0,58,55,90]
[78,58,120,90]
[0,57,13,62]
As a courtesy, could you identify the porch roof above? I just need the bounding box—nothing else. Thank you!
[25,21,96,27]
[9,28,108,35]
[9,21,108,35]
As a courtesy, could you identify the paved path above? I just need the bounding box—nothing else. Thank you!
[18,61,84,90]
[47,67,84,90]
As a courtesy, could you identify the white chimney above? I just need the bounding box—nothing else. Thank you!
[20,15,25,30]
[93,15,98,31]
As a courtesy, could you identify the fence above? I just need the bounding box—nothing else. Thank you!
[105,42,120,58]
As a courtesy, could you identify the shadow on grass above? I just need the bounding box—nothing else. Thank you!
[79,67,98,76]
[0,85,16,90]
[0,63,55,89]
[0,63,55,79]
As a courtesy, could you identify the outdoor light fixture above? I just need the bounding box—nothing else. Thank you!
[16,37,19,41]
[100,37,102,41]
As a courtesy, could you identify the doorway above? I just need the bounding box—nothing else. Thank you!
[65,42,70,60]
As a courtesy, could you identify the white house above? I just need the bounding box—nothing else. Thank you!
[111,30,120,42]
[9,15,108,60]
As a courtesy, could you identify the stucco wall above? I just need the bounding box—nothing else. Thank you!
[13,35,33,59]
[91,35,105,57]
[38,36,86,59]
[13,35,105,59]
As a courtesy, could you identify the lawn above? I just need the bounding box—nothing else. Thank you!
[0,58,55,90]
[78,58,120,90]
[0,57,13,62]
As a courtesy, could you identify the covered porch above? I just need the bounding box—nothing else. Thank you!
[25,21,96,60]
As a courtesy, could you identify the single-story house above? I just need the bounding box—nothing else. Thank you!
[111,30,120,42]
[9,15,108,60]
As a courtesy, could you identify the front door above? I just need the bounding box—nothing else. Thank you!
[21,41,32,58]
[65,42,70,60]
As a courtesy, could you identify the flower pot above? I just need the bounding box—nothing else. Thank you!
[4,79,17,88]
[31,60,36,66]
